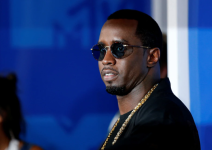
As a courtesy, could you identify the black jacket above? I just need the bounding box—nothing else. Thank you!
[104,78,200,150]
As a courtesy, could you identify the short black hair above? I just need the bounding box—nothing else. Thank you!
[0,73,25,140]
[107,9,163,51]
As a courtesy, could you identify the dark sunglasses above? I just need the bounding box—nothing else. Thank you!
[91,42,151,61]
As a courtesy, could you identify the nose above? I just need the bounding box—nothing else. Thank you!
[102,49,116,65]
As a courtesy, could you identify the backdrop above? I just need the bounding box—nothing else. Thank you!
[0,0,150,150]
[0,0,211,150]
[189,0,212,149]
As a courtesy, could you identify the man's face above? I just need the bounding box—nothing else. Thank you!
[98,19,149,95]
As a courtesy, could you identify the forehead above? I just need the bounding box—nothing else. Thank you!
[99,19,140,44]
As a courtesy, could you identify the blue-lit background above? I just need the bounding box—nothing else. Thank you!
[0,0,150,149]
[189,0,212,149]
[1,0,212,149]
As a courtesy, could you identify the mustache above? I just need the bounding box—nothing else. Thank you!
[101,67,119,74]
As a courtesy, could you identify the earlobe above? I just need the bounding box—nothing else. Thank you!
[147,48,160,67]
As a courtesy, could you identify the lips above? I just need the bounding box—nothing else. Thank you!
[101,68,119,82]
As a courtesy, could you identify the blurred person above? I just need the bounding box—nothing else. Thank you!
[91,9,200,150]
[0,73,42,150]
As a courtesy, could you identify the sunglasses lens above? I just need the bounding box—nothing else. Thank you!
[112,43,133,59]
[111,43,125,58]
[91,43,133,61]
[92,45,106,61]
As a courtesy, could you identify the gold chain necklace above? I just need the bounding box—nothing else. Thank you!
[101,84,158,150]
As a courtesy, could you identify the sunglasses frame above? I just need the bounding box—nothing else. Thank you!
[91,42,151,61]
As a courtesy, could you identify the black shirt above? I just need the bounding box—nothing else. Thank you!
[106,110,132,148]
[102,78,200,150]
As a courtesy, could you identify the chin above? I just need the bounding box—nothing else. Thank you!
[105,84,131,96]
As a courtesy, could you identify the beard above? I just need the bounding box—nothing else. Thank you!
[106,85,129,96]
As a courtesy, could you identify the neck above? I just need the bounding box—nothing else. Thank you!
[0,126,10,150]
[116,68,160,115]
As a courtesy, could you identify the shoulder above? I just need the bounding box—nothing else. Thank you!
[19,141,43,150]
[136,95,194,125]
[142,78,192,120]
[30,145,43,150]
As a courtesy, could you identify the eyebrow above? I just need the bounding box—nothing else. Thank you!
[98,39,129,45]
[98,41,105,45]
[113,39,129,43]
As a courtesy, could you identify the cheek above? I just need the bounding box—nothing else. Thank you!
[98,62,103,73]
[118,60,136,80]
[120,54,147,80]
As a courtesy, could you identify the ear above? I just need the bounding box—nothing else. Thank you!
[147,48,160,67]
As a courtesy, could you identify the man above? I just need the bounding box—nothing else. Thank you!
[91,9,200,150]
